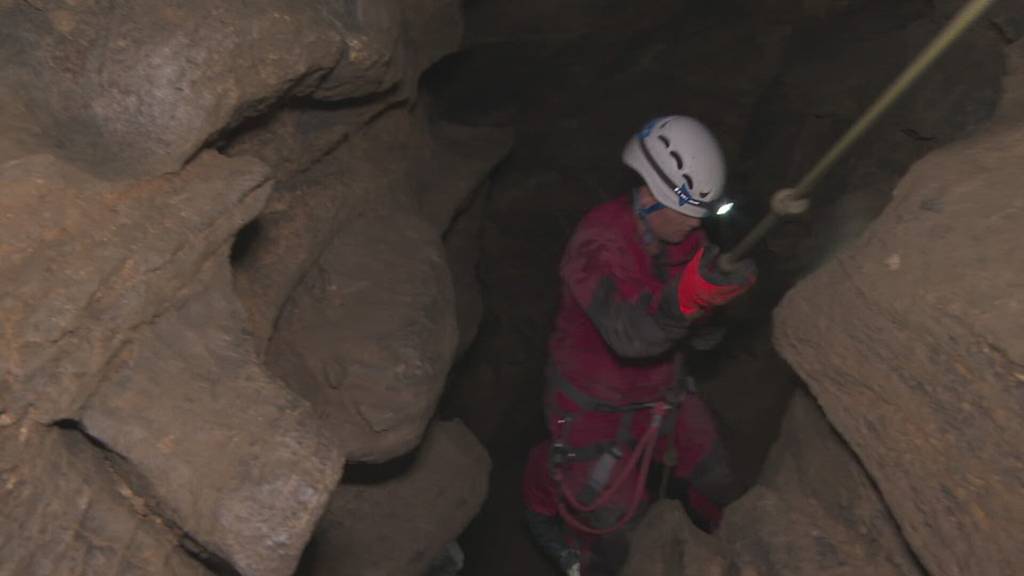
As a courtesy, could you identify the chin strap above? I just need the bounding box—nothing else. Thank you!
[633,189,666,250]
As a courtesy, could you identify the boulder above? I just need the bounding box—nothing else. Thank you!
[774,52,1024,575]
[0,152,343,576]
[624,391,922,576]
[0,151,270,422]
[265,208,457,462]
[233,109,510,351]
[315,0,463,101]
[81,264,342,576]
[223,0,470,182]
[0,418,208,576]
[300,421,490,576]
[0,0,356,179]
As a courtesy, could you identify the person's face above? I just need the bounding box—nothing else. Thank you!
[637,186,701,243]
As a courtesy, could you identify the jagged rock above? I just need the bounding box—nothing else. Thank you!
[312,0,405,101]
[0,151,270,422]
[623,502,731,576]
[0,1,361,179]
[233,108,510,352]
[223,0,469,182]
[81,264,342,576]
[624,391,921,576]
[265,207,457,462]
[315,0,463,102]
[0,417,208,576]
[0,152,344,576]
[774,48,1024,576]
[222,100,396,181]
[299,421,490,576]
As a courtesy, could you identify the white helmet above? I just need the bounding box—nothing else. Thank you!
[622,116,730,218]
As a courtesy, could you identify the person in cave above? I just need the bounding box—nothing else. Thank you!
[521,116,757,576]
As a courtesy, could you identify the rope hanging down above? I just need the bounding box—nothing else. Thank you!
[718,0,1000,270]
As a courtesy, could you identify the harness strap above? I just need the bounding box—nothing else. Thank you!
[551,367,666,413]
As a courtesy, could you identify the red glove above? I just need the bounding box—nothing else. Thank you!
[676,244,756,317]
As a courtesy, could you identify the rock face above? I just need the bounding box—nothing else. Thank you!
[0,151,344,576]
[0,1,343,179]
[266,209,458,462]
[0,0,505,574]
[245,108,509,462]
[0,0,463,180]
[774,43,1024,576]
[0,424,208,576]
[624,391,922,576]
[299,421,491,576]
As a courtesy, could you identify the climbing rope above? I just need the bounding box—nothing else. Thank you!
[719,0,1000,270]
[555,403,669,535]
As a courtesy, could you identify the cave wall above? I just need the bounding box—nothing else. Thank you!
[436,0,1016,575]
[0,1,507,575]
[774,36,1024,576]
[624,390,923,576]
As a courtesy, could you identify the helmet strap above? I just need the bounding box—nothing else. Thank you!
[633,188,663,253]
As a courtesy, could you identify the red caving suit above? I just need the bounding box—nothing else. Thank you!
[522,194,736,549]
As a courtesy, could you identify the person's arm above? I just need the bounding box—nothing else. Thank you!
[564,233,754,359]
[563,232,686,358]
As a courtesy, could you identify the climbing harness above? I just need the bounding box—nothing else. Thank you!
[548,372,689,536]
[719,0,999,270]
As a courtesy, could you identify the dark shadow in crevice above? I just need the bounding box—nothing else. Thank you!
[207,84,402,156]
[51,418,119,454]
[230,217,264,267]
[342,445,421,485]
[51,419,244,576]
[181,536,245,576]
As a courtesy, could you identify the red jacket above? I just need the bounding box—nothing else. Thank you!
[548,194,706,405]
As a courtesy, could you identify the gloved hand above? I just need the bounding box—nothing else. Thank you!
[676,244,756,317]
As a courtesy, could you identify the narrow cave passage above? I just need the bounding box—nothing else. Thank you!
[2,1,1019,576]
[427,1,1009,575]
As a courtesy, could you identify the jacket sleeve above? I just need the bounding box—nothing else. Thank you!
[562,229,689,358]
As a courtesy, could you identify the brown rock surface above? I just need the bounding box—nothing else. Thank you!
[0,1,353,179]
[0,151,344,575]
[266,208,457,462]
[0,420,208,576]
[299,421,490,576]
[81,265,342,576]
[774,55,1024,574]
[625,391,921,576]
[233,109,510,351]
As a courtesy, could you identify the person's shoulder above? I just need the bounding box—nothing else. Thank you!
[573,195,631,240]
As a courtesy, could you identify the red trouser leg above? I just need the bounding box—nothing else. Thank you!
[664,393,736,532]
[523,441,559,517]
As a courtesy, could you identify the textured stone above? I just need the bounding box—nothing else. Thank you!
[233,109,509,353]
[0,1,358,179]
[300,421,490,576]
[0,413,209,576]
[624,391,921,576]
[0,152,270,422]
[81,265,343,576]
[0,151,344,576]
[775,110,1024,575]
[266,208,457,462]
